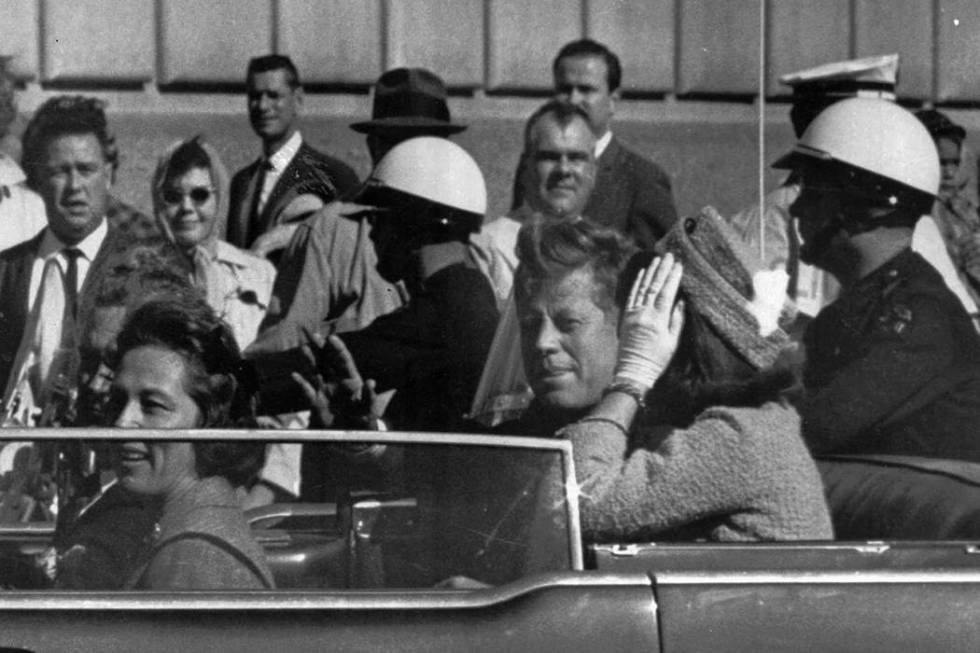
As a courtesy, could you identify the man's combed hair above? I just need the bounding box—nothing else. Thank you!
[523,100,596,150]
[247,54,300,88]
[21,95,118,189]
[515,217,636,312]
[553,38,622,93]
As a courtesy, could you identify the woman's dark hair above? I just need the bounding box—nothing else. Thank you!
[111,296,264,486]
[620,250,796,427]
[643,305,796,428]
[192,441,265,488]
[111,295,256,428]
[163,136,212,185]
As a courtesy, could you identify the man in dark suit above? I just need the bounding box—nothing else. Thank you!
[0,96,138,422]
[511,39,677,249]
[226,54,359,261]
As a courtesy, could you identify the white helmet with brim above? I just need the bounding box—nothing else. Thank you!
[774,97,939,202]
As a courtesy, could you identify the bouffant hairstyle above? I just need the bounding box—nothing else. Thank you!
[514,216,636,315]
[112,296,263,487]
[21,95,118,189]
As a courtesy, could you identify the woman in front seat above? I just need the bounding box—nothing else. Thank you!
[108,295,275,590]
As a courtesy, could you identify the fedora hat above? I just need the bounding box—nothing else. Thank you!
[350,67,466,135]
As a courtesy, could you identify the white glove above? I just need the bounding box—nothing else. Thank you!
[613,254,685,391]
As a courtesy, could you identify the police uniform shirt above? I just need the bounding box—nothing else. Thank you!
[801,248,980,462]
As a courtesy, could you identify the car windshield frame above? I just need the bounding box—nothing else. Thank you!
[0,427,584,598]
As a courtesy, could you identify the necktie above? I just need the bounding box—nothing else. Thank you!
[251,159,274,222]
[62,247,82,321]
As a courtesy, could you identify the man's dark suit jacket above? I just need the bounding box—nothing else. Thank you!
[512,135,678,249]
[225,141,359,250]
[0,224,136,392]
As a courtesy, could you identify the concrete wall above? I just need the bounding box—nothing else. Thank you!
[3,1,979,223]
[4,1,980,101]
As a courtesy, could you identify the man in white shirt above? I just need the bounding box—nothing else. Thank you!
[225,54,359,263]
[0,96,136,420]
[510,39,677,249]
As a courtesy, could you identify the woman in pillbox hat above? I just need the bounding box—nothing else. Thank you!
[561,207,831,542]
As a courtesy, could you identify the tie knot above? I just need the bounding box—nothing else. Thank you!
[62,247,82,261]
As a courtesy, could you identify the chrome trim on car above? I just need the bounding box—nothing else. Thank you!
[655,570,980,585]
[9,428,571,449]
[0,571,652,610]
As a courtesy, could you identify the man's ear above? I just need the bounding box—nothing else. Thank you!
[609,87,621,114]
[294,86,305,108]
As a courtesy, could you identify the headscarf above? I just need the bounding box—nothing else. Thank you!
[150,136,230,285]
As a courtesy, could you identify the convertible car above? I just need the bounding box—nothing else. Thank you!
[1,428,979,652]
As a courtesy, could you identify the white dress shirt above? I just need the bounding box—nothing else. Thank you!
[257,131,303,215]
[28,219,108,312]
[594,129,613,159]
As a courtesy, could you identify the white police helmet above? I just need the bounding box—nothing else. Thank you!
[368,136,486,218]
[775,97,939,202]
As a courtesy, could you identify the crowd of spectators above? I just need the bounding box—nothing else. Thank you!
[2,40,980,591]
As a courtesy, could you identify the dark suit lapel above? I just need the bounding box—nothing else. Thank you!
[598,135,622,174]
[0,231,45,388]
[591,136,621,206]
[242,159,266,234]
[6,233,42,326]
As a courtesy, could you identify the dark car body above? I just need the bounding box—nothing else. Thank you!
[1,429,979,652]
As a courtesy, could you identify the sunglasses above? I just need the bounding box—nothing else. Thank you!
[162,186,214,206]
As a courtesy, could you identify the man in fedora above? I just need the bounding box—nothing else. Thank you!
[350,67,467,166]
[225,54,360,263]
[246,67,470,355]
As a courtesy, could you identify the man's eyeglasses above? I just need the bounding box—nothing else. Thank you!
[162,186,214,206]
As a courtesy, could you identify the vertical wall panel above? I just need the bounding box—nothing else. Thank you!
[487,0,583,90]
[0,0,40,79]
[854,0,933,99]
[43,0,154,82]
[767,0,850,96]
[936,0,980,102]
[585,0,674,94]
[678,0,759,95]
[278,0,382,85]
[386,0,484,87]
[160,0,272,84]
